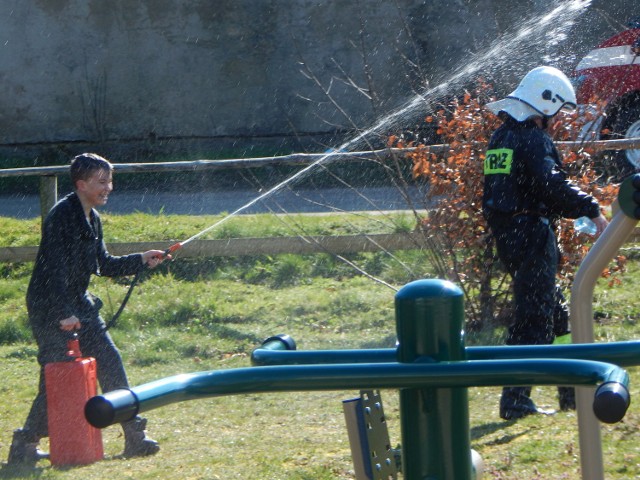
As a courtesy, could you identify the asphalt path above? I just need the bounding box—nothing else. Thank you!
[0,185,427,219]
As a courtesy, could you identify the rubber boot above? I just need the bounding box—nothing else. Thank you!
[558,386,576,411]
[499,387,555,420]
[122,417,159,458]
[7,429,49,466]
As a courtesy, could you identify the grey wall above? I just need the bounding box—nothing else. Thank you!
[0,0,637,158]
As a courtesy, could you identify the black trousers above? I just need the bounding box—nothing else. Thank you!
[23,315,129,440]
[490,215,568,346]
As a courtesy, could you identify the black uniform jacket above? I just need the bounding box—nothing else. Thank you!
[482,116,601,224]
[26,192,144,326]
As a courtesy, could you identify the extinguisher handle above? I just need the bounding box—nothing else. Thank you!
[66,332,82,358]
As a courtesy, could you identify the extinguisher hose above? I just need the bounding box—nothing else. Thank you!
[103,242,180,331]
[104,269,143,331]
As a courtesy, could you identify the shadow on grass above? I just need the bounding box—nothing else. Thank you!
[0,462,47,478]
[470,420,530,445]
[204,323,263,345]
[361,333,397,349]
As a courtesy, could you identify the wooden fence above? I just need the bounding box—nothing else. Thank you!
[0,232,430,263]
[2,138,640,220]
[0,139,638,263]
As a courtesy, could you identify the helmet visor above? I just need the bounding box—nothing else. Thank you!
[485,98,542,121]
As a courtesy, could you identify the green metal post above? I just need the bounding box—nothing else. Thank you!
[395,279,471,480]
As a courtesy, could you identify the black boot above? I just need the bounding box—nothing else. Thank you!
[500,387,555,420]
[7,429,49,466]
[558,386,576,411]
[122,417,159,458]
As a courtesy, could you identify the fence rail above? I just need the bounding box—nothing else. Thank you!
[3,138,640,178]
[0,230,637,264]
[2,138,640,220]
[0,139,638,263]
[0,232,428,263]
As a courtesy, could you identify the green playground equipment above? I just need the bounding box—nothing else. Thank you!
[85,174,640,480]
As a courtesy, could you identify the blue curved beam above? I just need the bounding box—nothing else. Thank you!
[86,358,628,428]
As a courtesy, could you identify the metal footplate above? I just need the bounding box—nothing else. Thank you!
[343,390,399,479]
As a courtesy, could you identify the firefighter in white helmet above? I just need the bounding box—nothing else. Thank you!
[483,66,609,420]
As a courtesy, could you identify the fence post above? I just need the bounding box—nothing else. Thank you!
[395,278,472,480]
[39,175,57,220]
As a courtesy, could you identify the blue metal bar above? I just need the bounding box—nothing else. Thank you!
[251,347,395,366]
[250,340,640,368]
[85,358,629,428]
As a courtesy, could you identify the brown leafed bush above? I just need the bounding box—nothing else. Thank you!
[390,81,624,330]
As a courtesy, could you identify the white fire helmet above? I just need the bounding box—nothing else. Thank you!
[486,66,577,121]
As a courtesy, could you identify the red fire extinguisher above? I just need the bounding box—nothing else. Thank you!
[45,334,104,466]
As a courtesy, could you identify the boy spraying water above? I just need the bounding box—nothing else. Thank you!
[8,153,168,466]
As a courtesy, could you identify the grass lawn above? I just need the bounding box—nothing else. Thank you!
[0,212,638,479]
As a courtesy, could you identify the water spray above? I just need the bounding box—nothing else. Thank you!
[158,0,591,259]
[110,0,593,325]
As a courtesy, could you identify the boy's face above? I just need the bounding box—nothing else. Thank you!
[77,168,113,208]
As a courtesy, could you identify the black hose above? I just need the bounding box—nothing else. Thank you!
[104,268,144,331]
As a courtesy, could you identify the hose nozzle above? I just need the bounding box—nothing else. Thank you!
[164,242,182,257]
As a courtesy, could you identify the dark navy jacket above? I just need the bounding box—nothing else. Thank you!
[26,192,144,327]
[482,116,600,224]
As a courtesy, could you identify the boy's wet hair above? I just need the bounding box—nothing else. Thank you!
[70,153,113,185]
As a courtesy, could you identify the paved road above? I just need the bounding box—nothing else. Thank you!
[0,185,427,219]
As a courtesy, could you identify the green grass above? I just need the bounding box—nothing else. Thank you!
[0,213,638,479]
[0,211,418,247]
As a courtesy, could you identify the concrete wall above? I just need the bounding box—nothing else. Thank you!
[0,0,637,158]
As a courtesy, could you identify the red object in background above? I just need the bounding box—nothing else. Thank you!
[45,336,104,466]
[573,27,640,104]
[572,18,640,173]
